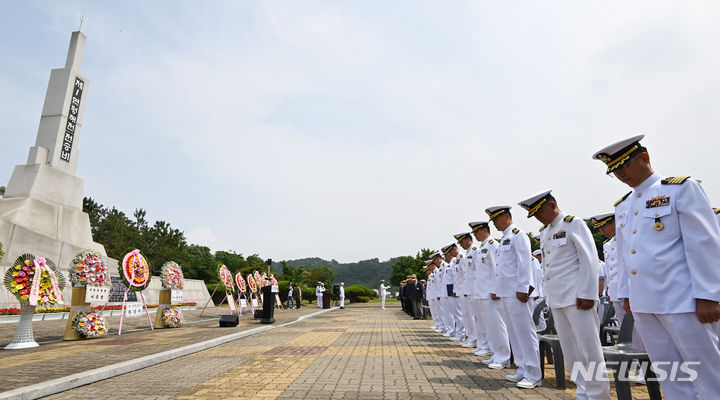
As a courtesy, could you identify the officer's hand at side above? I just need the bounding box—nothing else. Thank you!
[491,293,500,301]
[516,292,529,303]
[576,298,594,310]
[696,299,720,323]
[623,298,633,317]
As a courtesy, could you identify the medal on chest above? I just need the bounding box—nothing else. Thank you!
[646,195,669,231]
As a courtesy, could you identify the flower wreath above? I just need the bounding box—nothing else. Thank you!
[235,272,246,293]
[218,264,234,292]
[120,250,151,291]
[69,250,109,288]
[247,275,258,293]
[161,307,184,328]
[4,254,66,306]
[72,311,108,337]
[160,261,184,290]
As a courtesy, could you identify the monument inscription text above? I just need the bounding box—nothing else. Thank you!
[60,77,84,163]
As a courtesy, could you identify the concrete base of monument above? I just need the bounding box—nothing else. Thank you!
[0,194,113,271]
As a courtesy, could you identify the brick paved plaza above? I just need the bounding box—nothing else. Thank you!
[0,306,657,399]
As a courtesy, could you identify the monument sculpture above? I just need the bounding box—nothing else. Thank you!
[0,31,116,307]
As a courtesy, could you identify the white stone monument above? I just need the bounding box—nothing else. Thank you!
[0,31,116,307]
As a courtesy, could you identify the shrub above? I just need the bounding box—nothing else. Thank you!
[355,296,370,303]
[299,285,316,303]
[345,284,376,302]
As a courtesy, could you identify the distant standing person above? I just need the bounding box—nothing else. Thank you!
[380,280,391,309]
[316,282,324,308]
[287,283,295,310]
[339,282,345,309]
[296,285,302,309]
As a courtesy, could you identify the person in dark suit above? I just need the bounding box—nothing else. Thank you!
[406,277,417,317]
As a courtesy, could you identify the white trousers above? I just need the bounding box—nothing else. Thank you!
[635,312,720,400]
[317,293,323,308]
[446,296,464,337]
[470,298,489,350]
[499,297,541,381]
[439,297,453,333]
[461,295,476,342]
[478,298,510,363]
[340,296,345,307]
[612,301,645,350]
[380,293,386,308]
[429,299,440,328]
[553,304,610,400]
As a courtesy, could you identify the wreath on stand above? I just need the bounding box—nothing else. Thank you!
[72,311,108,337]
[69,250,110,288]
[160,261,184,290]
[120,250,151,291]
[4,254,65,306]
[161,307,184,328]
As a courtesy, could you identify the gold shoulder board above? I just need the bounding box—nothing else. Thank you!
[512,228,520,234]
[539,225,547,232]
[661,176,690,185]
[614,191,632,207]
[563,215,575,222]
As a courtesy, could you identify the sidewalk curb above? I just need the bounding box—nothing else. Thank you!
[0,307,337,400]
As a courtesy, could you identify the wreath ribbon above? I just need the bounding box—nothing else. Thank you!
[28,257,64,306]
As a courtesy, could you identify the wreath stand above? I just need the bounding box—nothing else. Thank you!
[103,283,153,335]
[153,289,172,328]
[63,286,91,340]
[4,303,38,349]
[275,294,284,311]
[201,286,240,317]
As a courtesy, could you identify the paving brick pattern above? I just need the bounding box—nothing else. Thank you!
[13,306,658,399]
[0,306,319,392]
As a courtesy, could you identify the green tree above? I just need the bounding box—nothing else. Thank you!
[176,244,217,283]
[585,218,607,260]
[0,241,4,264]
[215,251,248,273]
[281,262,308,284]
[304,266,336,287]
[390,248,435,286]
[0,185,5,197]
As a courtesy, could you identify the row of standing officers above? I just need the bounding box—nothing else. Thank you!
[418,135,720,399]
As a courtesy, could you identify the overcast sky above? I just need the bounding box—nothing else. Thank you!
[2,1,720,262]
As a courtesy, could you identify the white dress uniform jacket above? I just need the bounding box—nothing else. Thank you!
[443,259,455,296]
[463,247,477,296]
[473,237,499,299]
[539,213,601,308]
[494,224,533,297]
[615,173,720,313]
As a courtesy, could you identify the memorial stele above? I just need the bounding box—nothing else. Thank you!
[0,31,117,306]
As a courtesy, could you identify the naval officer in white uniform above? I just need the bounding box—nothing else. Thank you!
[520,191,610,400]
[485,206,542,389]
[454,232,478,349]
[593,135,720,399]
[469,220,512,366]
[443,243,465,341]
